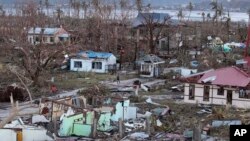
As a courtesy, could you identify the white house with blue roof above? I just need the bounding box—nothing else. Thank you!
[28,27,70,45]
[70,51,117,73]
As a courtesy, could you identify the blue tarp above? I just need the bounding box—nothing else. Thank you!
[77,50,113,59]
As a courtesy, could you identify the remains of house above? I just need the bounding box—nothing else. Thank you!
[182,66,250,108]
[27,26,70,45]
[136,54,165,77]
[70,50,117,73]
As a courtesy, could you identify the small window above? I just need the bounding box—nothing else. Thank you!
[59,37,65,41]
[43,37,47,42]
[189,84,195,100]
[92,62,102,69]
[74,61,82,68]
[50,37,54,42]
[203,86,210,101]
[239,88,250,99]
[218,87,224,95]
[161,40,166,49]
[35,36,40,42]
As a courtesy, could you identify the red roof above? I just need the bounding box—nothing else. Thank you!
[198,66,250,87]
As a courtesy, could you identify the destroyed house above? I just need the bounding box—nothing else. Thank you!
[182,66,250,108]
[137,54,165,77]
[28,27,70,45]
[70,51,116,73]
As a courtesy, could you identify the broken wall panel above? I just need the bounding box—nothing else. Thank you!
[72,124,92,137]
[97,112,112,132]
[111,100,137,121]
[22,129,54,141]
[59,114,85,136]
[0,129,17,141]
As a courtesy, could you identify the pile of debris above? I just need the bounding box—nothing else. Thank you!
[0,83,27,102]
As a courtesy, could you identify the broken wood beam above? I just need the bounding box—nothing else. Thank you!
[43,98,84,110]
[119,118,124,138]
[193,122,201,141]
[146,116,151,135]
[92,118,97,138]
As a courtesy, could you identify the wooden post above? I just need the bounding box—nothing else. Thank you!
[146,116,151,135]
[180,116,184,132]
[119,118,123,138]
[16,101,19,110]
[193,122,201,141]
[53,118,57,136]
[10,93,14,107]
[93,118,97,138]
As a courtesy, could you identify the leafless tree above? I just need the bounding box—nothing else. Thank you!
[139,13,171,54]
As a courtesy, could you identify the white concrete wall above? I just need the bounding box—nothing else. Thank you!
[28,35,56,45]
[210,85,227,105]
[70,58,92,72]
[184,83,211,104]
[70,58,116,73]
[107,55,117,64]
[184,83,250,108]
[0,129,16,141]
[232,91,250,108]
[92,61,107,73]
[22,129,54,141]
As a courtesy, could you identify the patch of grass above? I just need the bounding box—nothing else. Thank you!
[53,72,115,90]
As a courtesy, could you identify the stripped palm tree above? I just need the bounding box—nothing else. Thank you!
[177,8,184,22]
[44,0,49,16]
[187,1,193,21]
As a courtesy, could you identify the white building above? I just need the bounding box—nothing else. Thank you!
[137,54,165,77]
[182,66,250,108]
[70,51,116,73]
[28,27,70,45]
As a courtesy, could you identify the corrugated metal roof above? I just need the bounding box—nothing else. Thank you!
[198,66,250,87]
[77,51,113,59]
[137,54,165,64]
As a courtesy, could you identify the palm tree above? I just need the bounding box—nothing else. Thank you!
[202,12,205,22]
[210,0,218,23]
[225,11,231,41]
[39,0,43,14]
[0,5,5,16]
[136,0,142,12]
[247,8,250,23]
[56,7,63,22]
[72,0,81,18]
[187,1,193,21]
[207,13,211,21]
[44,0,49,16]
[81,1,89,19]
[177,8,184,22]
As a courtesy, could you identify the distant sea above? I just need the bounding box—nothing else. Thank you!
[3,7,249,23]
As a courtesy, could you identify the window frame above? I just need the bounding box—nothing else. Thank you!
[92,62,102,70]
[203,85,210,101]
[217,87,224,96]
[239,88,250,99]
[74,61,82,68]
[189,84,195,100]
[50,37,54,42]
